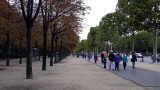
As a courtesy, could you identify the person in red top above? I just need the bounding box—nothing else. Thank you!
[94,53,98,63]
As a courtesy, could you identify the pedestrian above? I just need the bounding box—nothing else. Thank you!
[101,53,104,63]
[76,53,79,58]
[103,57,107,68]
[88,52,91,61]
[91,53,92,58]
[121,55,128,70]
[108,51,115,71]
[115,53,120,71]
[94,53,98,63]
[131,52,137,69]
[72,53,75,58]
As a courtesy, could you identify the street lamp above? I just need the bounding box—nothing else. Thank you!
[141,38,144,62]
[107,40,110,54]
[121,44,123,54]
[110,42,113,51]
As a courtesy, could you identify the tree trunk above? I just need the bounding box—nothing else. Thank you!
[125,34,128,57]
[50,33,54,66]
[19,32,22,64]
[19,0,42,79]
[132,30,135,53]
[42,30,47,71]
[6,32,10,66]
[54,38,58,63]
[26,25,33,79]
[60,40,62,61]
[153,19,157,62]
[19,40,22,64]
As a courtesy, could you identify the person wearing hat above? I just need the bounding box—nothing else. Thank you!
[108,50,115,71]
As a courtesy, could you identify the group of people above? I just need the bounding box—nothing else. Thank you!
[72,53,87,58]
[101,51,137,71]
[74,51,137,71]
[88,53,98,63]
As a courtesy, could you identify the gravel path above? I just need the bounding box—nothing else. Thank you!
[0,56,147,90]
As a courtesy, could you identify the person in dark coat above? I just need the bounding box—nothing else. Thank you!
[103,57,107,68]
[101,53,105,63]
[108,51,115,71]
[131,52,137,69]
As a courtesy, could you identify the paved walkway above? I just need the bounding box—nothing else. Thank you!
[87,56,160,90]
[0,56,148,90]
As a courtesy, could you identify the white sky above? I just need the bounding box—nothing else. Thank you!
[80,0,118,40]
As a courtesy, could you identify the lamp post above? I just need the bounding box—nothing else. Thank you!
[106,34,109,55]
[105,41,108,54]
[121,44,123,54]
[110,42,113,51]
[141,38,144,62]
[107,40,109,55]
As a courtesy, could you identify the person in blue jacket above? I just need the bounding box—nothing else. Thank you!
[115,53,120,71]
[88,52,91,61]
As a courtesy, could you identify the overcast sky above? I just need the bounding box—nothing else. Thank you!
[80,0,118,40]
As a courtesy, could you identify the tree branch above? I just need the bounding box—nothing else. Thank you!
[19,0,27,22]
[32,0,42,22]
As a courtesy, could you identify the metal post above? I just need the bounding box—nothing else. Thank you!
[111,42,113,51]
[141,38,144,62]
[60,40,62,60]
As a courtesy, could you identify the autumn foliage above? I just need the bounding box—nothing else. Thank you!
[0,0,89,58]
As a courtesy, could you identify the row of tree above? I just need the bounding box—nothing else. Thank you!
[77,0,160,62]
[0,0,89,79]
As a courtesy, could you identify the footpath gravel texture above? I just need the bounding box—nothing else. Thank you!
[0,56,147,90]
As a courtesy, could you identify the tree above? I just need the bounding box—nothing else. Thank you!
[87,27,97,52]
[143,0,160,62]
[19,0,42,79]
[116,0,150,53]
[40,0,89,68]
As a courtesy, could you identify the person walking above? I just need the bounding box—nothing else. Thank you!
[121,55,128,70]
[131,52,137,69]
[108,51,115,71]
[101,53,105,63]
[88,52,91,61]
[115,53,120,71]
[103,57,107,68]
[94,53,98,63]
[72,53,75,58]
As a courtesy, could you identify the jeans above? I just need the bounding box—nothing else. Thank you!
[115,62,119,70]
[109,61,115,70]
[88,56,90,61]
[132,62,135,69]
[123,62,126,70]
